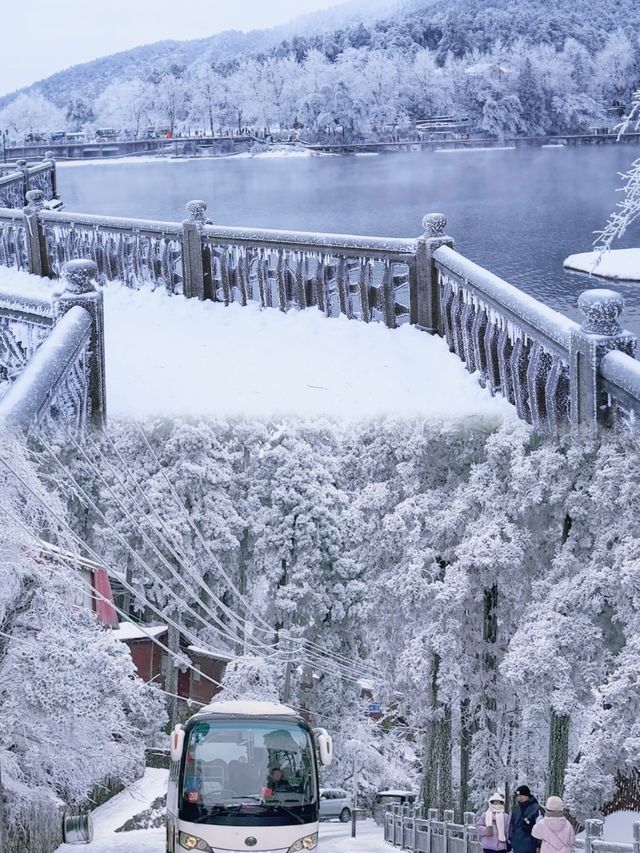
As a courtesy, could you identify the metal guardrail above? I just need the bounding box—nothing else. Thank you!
[1,194,640,433]
[384,808,640,853]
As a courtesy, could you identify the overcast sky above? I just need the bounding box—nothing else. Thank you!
[1,0,344,96]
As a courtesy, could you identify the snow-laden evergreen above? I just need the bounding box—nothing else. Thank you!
[0,436,166,849]
[43,417,640,819]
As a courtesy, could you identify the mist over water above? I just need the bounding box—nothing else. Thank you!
[59,145,640,332]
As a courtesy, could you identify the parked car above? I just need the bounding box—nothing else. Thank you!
[372,789,418,825]
[319,788,352,822]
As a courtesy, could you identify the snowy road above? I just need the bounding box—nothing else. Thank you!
[54,769,390,853]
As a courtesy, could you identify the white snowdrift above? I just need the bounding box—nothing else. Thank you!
[564,248,640,281]
[54,768,168,853]
[0,267,515,423]
[602,811,640,843]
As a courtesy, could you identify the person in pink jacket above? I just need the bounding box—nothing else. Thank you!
[532,796,576,853]
[476,792,512,852]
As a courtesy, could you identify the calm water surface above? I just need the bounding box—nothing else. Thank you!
[58,146,640,332]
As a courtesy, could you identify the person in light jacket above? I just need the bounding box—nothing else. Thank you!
[532,797,575,853]
[476,792,512,853]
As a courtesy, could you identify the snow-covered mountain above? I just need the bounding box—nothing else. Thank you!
[3,0,637,113]
[0,0,400,111]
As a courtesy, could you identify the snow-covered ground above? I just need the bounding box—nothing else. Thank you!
[564,248,640,281]
[0,267,514,423]
[53,768,390,853]
[54,768,168,853]
[435,146,516,153]
[602,811,640,842]
[55,146,322,168]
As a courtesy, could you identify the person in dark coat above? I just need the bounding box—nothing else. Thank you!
[509,785,542,853]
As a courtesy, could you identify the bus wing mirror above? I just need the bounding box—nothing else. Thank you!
[170,724,185,762]
[313,727,333,767]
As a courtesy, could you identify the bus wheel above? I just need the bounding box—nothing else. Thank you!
[340,807,351,822]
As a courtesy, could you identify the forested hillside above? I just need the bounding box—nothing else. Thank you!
[1,0,639,140]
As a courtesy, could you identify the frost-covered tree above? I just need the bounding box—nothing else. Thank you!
[94,79,154,136]
[0,93,66,138]
[0,436,165,847]
[596,89,640,253]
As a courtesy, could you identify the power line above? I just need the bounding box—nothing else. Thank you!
[81,426,277,656]
[0,459,246,686]
[131,423,382,679]
[29,433,260,657]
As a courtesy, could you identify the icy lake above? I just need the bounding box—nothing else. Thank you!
[58,144,640,331]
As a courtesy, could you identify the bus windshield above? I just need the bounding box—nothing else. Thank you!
[179,718,318,827]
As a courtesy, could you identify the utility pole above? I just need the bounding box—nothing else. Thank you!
[0,754,5,853]
[282,659,292,705]
[351,752,359,838]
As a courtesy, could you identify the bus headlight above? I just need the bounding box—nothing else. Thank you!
[287,832,318,851]
[178,831,213,851]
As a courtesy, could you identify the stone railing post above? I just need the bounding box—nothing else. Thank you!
[633,821,640,853]
[569,289,636,430]
[463,811,475,853]
[182,199,209,300]
[443,808,454,853]
[44,150,58,200]
[15,158,28,205]
[584,819,603,853]
[54,259,106,428]
[23,189,50,277]
[415,212,454,333]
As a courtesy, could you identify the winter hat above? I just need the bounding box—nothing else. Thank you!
[545,796,564,816]
[489,792,506,804]
[516,785,531,797]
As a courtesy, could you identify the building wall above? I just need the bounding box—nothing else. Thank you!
[180,654,227,704]
[126,638,166,683]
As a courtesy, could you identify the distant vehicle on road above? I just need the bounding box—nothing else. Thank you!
[25,132,47,143]
[319,787,352,822]
[95,128,118,141]
[372,789,418,825]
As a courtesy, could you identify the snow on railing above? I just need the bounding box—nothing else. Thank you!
[1,195,640,432]
[0,156,57,209]
[384,808,640,853]
[426,216,640,433]
[0,259,106,433]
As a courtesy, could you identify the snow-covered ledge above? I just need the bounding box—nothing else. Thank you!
[563,248,640,281]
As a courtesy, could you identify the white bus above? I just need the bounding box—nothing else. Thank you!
[167,700,333,853]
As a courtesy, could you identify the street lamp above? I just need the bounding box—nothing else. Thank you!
[1,130,6,164]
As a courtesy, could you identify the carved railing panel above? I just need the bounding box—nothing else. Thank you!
[600,349,640,428]
[27,164,55,199]
[0,211,29,270]
[0,162,55,209]
[0,172,26,209]
[201,226,414,326]
[0,293,54,402]
[39,333,91,433]
[435,245,577,432]
[40,214,183,293]
[0,303,93,434]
